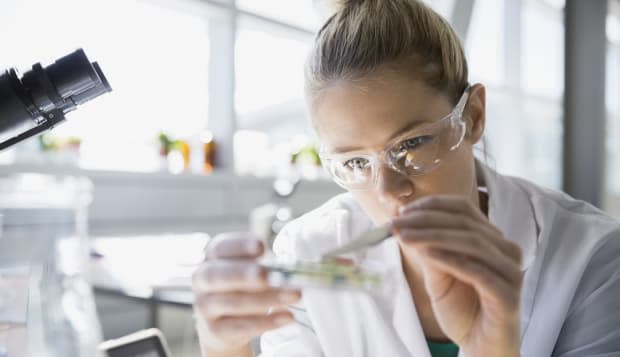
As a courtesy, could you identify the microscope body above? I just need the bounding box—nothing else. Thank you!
[0,49,111,150]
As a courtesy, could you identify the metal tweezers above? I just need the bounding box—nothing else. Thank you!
[320,223,393,261]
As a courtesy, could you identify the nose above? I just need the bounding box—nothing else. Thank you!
[376,163,414,211]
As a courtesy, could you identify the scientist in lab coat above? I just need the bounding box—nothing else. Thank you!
[192,0,620,356]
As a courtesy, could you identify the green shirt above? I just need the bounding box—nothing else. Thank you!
[427,339,459,357]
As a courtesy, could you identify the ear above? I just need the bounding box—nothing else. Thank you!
[464,83,486,144]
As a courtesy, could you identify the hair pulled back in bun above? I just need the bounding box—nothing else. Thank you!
[307,0,469,105]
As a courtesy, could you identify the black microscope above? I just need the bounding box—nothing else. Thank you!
[0,49,111,150]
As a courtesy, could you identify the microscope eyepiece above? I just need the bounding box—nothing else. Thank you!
[0,49,111,150]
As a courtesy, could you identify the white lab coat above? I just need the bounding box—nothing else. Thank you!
[259,161,620,357]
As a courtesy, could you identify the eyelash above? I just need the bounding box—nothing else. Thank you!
[343,157,370,170]
[340,136,432,170]
[398,135,432,151]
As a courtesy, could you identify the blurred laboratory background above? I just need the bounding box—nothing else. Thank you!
[0,0,618,356]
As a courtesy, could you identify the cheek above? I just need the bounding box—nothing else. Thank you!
[349,148,477,219]
[417,144,477,195]
[349,191,392,225]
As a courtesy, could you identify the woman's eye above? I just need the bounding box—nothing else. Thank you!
[343,158,370,170]
[400,136,432,150]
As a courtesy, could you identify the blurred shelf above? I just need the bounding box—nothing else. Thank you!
[0,163,343,236]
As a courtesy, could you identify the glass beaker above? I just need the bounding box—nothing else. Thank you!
[0,173,102,357]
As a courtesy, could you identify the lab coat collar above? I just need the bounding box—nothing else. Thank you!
[476,160,540,270]
[386,238,433,357]
[475,161,541,342]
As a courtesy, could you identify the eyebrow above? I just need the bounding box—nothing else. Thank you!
[330,119,430,154]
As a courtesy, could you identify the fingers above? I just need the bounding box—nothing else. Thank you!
[208,312,296,343]
[423,248,522,310]
[194,231,301,352]
[392,210,478,231]
[394,195,524,310]
[393,206,523,264]
[400,195,487,222]
[193,260,269,293]
[205,232,264,260]
[398,228,522,284]
[197,289,302,319]
[193,258,302,350]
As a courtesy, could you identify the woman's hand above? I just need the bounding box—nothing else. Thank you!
[192,232,301,357]
[392,195,523,357]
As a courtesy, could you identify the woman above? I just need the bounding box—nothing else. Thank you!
[192,1,620,356]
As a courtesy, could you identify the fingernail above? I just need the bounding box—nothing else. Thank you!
[275,314,293,326]
[279,291,300,303]
[245,240,261,255]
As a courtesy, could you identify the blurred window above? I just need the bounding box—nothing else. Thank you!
[236,0,321,31]
[233,10,316,177]
[466,0,564,189]
[605,1,620,216]
[0,0,210,172]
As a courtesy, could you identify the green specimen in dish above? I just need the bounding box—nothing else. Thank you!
[264,260,383,288]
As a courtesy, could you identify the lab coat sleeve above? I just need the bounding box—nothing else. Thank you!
[259,193,366,356]
[258,303,324,357]
[553,228,620,356]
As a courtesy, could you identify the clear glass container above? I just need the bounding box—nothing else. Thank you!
[0,173,102,357]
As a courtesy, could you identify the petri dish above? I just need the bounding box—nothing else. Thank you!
[262,259,390,291]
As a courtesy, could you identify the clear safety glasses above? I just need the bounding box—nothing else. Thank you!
[319,86,471,190]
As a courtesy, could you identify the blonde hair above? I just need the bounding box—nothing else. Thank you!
[306,0,469,104]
